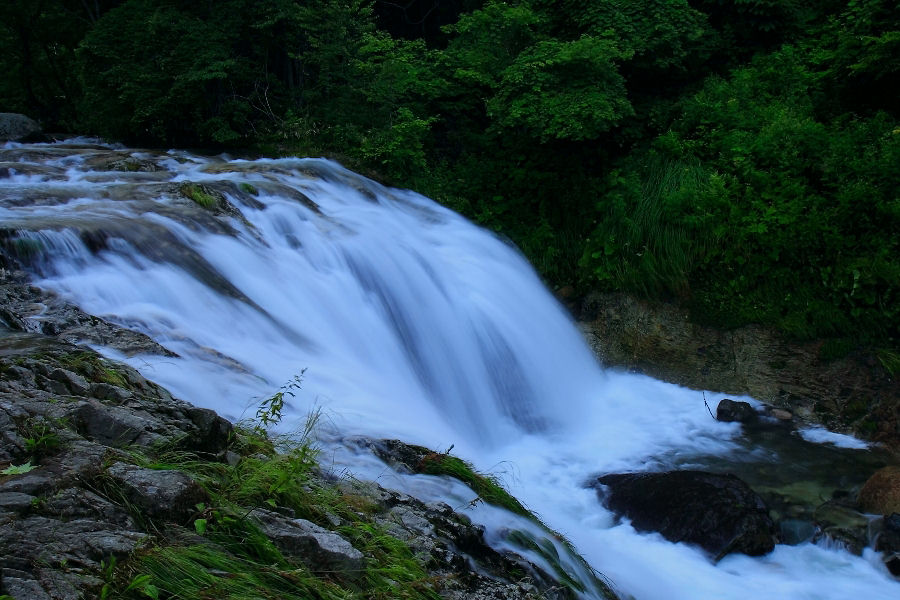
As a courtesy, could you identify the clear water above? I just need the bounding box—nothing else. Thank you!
[2,140,897,599]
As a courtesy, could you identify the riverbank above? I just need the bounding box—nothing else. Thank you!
[575,292,899,452]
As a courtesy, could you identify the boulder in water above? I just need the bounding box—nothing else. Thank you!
[716,399,757,423]
[858,466,900,515]
[876,513,900,576]
[0,113,41,142]
[594,470,776,559]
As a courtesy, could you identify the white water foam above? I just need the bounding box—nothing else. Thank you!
[2,141,897,599]
[798,427,870,450]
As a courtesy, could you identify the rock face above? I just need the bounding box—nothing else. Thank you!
[0,113,40,142]
[858,466,900,515]
[594,470,776,559]
[578,292,900,450]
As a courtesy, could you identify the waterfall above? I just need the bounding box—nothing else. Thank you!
[2,140,898,599]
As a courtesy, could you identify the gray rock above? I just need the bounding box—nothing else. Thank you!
[71,400,163,448]
[105,462,206,521]
[250,509,365,576]
[0,113,40,142]
[48,368,89,396]
[0,469,56,496]
[0,492,35,513]
[90,382,133,402]
[184,406,232,453]
[0,515,144,568]
[0,574,53,600]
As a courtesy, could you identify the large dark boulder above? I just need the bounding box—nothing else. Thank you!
[594,470,776,559]
[716,399,757,423]
[0,113,40,142]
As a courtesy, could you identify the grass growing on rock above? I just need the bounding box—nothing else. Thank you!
[104,413,441,600]
[417,451,531,519]
[58,350,130,388]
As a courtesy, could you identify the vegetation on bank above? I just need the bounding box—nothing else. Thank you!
[1,0,897,351]
[99,421,443,599]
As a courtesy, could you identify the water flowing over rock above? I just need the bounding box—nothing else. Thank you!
[2,139,898,599]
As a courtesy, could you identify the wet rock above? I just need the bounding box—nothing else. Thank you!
[858,466,900,515]
[814,526,868,555]
[716,399,757,423]
[250,509,365,576]
[594,470,776,559]
[0,516,143,597]
[184,406,233,454]
[876,514,900,576]
[105,462,206,522]
[71,399,164,448]
[0,491,35,514]
[0,113,40,142]
[90,382,133,402]
[0,574,53,600]
[769,408,793,421]
[48,368,89,395]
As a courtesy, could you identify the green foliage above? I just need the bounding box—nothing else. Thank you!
[488,37,632,141]
[22,419,61,459]
[254,370,305,434]
[1,462,36,476]
[580,158,717,299]
[102,396,445,600]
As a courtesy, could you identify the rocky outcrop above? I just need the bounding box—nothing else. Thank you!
[578,292,899,450]
[593,470,777,559]
[0,113,40,142]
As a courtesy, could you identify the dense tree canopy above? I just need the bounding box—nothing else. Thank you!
[1,0,897,352]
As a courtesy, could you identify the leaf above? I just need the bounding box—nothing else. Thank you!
[194,518,208,535]
[1,462,36,475]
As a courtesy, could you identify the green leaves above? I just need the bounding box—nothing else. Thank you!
[1,462,36,476]
[488,37,633,141]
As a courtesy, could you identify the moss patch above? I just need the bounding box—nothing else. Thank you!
[179,183,218,209]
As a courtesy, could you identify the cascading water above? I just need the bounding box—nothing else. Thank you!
[2,140,898,599]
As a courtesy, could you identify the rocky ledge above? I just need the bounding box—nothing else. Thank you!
[0,271,614,599]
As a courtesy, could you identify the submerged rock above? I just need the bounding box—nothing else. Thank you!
[594,470,776,559]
